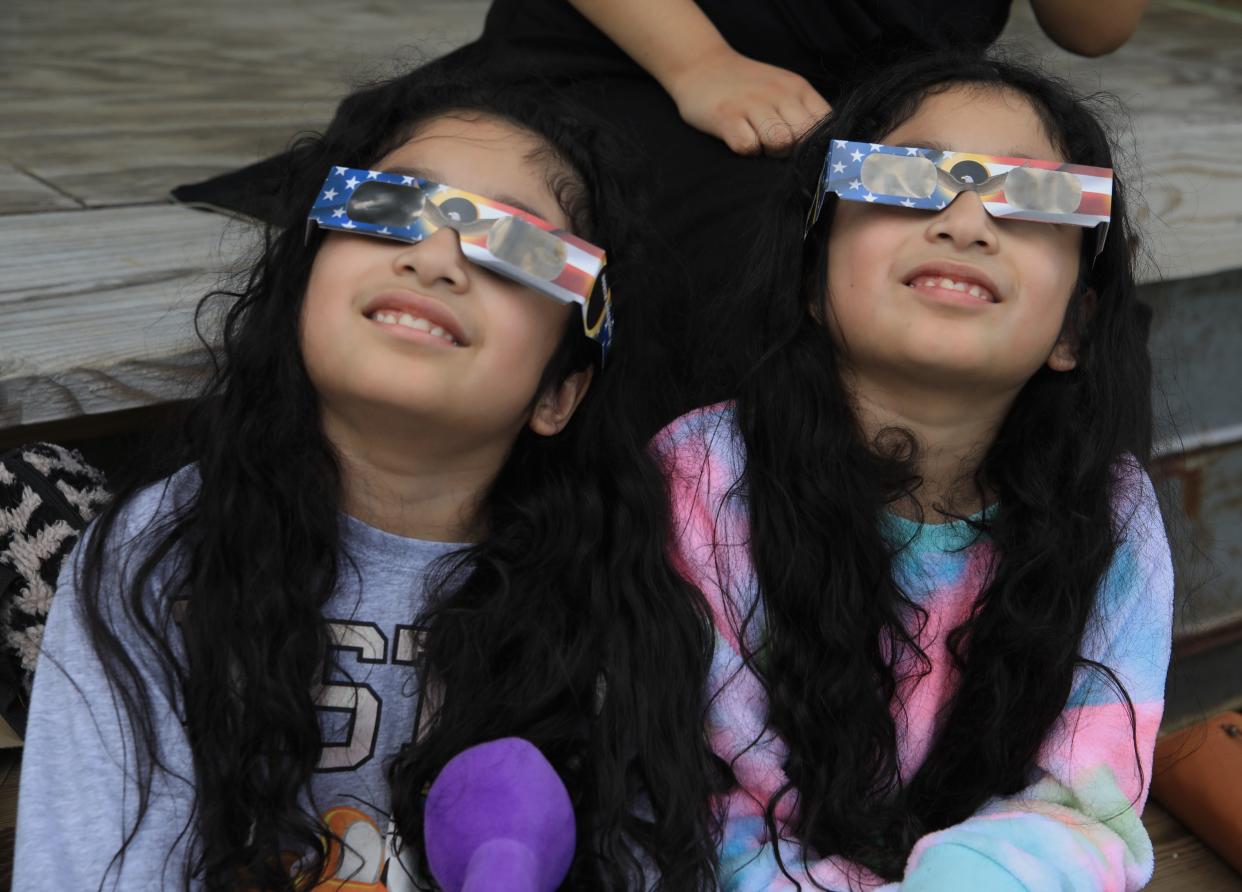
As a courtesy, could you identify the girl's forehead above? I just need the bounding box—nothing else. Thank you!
[882,86,1063,164]
[376,115,568,228]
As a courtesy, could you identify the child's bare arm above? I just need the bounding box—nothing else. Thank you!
[566,0,830,155]
[1029,0,1148,56]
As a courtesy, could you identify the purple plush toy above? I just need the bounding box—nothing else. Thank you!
[423,737,576,892]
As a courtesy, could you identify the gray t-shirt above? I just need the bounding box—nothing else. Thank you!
[14,472,461,890]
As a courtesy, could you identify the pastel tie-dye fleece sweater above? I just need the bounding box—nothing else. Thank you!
[655,403,1173,892]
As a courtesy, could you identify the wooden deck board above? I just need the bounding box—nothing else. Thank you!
[0,124,322,208]
[0,206,247,427]
[1134,124,1242,283]
[1146,801,1242,890]
[0,166,81,215]
[1,1,488,209]
[0,205,246,301]
[1001,2,1242,282]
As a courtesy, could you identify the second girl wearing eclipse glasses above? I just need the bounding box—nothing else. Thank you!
[658,51,1172,892]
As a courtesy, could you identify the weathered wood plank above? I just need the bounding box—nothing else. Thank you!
[1,0,488,209]
[998,1,1242,282]
[0,205,250,301]
[1001,1,1242,126]
[1134,125,1242,282]
[0,125,318,209]
[0,206,248,427]
[1146,801,1242,891]
[0,165,81,214]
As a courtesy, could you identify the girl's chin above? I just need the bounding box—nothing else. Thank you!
[853,350,1030,390]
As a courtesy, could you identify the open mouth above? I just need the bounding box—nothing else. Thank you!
[905,273,998,304]
[366,308,461,346]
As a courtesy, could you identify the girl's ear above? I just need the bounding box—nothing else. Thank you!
[528,366,594,437]
[1046,338,1078,372]
[1047,286,1097,373]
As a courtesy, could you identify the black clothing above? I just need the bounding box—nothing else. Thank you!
[479,0,1011,93]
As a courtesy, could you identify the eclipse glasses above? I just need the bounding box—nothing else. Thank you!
[810,140,1113,256]
[308,166,613,359]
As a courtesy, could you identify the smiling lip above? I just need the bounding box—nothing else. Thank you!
[361,290,469,346]
[903,261,1003,304]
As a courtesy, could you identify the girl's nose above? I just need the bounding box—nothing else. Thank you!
[926,191,999,253]
[392,226,470,292]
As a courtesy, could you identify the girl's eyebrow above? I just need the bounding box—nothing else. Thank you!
[900,139,947,152]
[898,139,1036,160]
[382,164,549,220]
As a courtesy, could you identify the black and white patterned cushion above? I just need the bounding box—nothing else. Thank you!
[0,443,110,735]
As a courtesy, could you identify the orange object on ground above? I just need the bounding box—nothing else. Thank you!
[1151,711,1242,876]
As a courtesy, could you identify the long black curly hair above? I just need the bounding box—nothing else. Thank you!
[714,51,1154,884]
[76,63,720,891]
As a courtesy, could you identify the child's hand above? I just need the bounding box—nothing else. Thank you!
[665,47,831,156]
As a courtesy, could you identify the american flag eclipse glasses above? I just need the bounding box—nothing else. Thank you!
[811,140,1113,256]
[308,166,613,360]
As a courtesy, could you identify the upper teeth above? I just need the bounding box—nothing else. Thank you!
[371,310,458,345]
[910,275,994,302]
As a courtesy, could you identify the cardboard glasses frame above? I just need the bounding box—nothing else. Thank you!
[307,166,614,360]
[807,140,1114,258]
